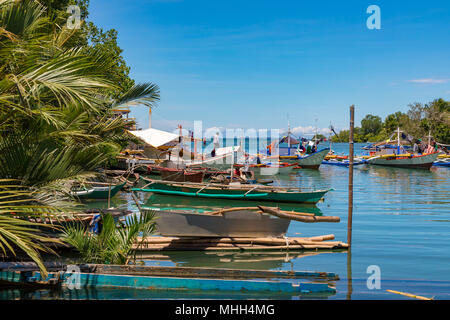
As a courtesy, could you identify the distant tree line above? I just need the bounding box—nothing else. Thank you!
[331,99,450,144]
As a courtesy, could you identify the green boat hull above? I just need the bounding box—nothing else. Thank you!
[74,182,126,200]
[133,182,329,204]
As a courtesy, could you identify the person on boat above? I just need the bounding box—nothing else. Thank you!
[213,132,220,150]
[413,140,419,154]
[306,141,314,154]
[299,142,306,153]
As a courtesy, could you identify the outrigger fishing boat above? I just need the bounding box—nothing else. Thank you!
[71,182,126,200]
[321,158,366,167]
[142,206,339,238]
[133,178,331,204]
[233,162,297,176]
[367,153,439,169]
[365,128,439,169]
[262,124,329,169]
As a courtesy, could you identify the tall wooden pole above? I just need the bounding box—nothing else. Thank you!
[148,108,152,128]
[347,105,354,247]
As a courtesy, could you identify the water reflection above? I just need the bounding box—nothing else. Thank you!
[137,250,330,270]
[0,286,335,300]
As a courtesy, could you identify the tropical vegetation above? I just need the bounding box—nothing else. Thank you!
[62,211,156,265]
[0,0,158,274]
[331,99,450,144]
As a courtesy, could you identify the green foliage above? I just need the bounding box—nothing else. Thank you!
[61,211,156,264]
[0,179,64,278]
[361,114,382,137]
[331,99,449,143]
[0,0,160,270]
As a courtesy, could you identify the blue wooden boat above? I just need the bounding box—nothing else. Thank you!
[0,267,336,294]
[322,159,366,167]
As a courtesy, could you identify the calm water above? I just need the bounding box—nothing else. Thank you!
[2,143,449,299]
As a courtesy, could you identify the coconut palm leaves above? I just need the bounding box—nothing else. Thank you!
[0,0,160,187]
[0,179,63,277]
[61,211,156,265]
[0,0,160,270]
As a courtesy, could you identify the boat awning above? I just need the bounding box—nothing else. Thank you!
[129,128,180,150]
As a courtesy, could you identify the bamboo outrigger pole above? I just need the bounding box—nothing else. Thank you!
[348,105,354,247]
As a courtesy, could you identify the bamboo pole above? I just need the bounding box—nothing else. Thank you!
[258,206,340,223]
[207,206,315,217]
[386,290,433,300]
[348,105,354,247]
[133,243,348,251]
[137,234,335,242]
[136,236,341,246]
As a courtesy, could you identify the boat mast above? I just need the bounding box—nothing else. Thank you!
[329,122,332,152]
[287,118,291,156]
[397,127,401,154]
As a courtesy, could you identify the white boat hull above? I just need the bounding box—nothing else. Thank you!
[149,209,291,238]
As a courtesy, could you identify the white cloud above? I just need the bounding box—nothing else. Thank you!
[407,78,449,84]
[291,126,331,137]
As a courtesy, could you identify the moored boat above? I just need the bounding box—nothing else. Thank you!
[72,182,126,200]
[146,207,291,238]
[295,148,330,169]
[159,167,205,183]
[133,179,331,204]
[367,152,439,169]
[233,162,296,176]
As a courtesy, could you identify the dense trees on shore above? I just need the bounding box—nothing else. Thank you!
[331,99,450,144]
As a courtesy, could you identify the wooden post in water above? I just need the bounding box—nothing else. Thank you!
[107,184,111,209]
[347,105,354,247]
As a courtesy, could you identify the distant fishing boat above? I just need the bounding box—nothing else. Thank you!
[133,179,331,204]
[185,146,242,170]
[233,162,296,176]
[72,182,126,200]
[295,148,330,169]
[322,158,366,167]
[158,167,205,183]
[365,128,440,169]
[367,152,439,169]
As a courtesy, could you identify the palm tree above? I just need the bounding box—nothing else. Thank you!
[0,0,160,271]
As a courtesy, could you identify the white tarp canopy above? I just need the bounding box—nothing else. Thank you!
[129,128,179,149]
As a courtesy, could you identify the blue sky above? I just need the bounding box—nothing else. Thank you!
[89,0,449,135]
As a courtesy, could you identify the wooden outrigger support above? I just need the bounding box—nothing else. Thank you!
[134,234,348,252]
